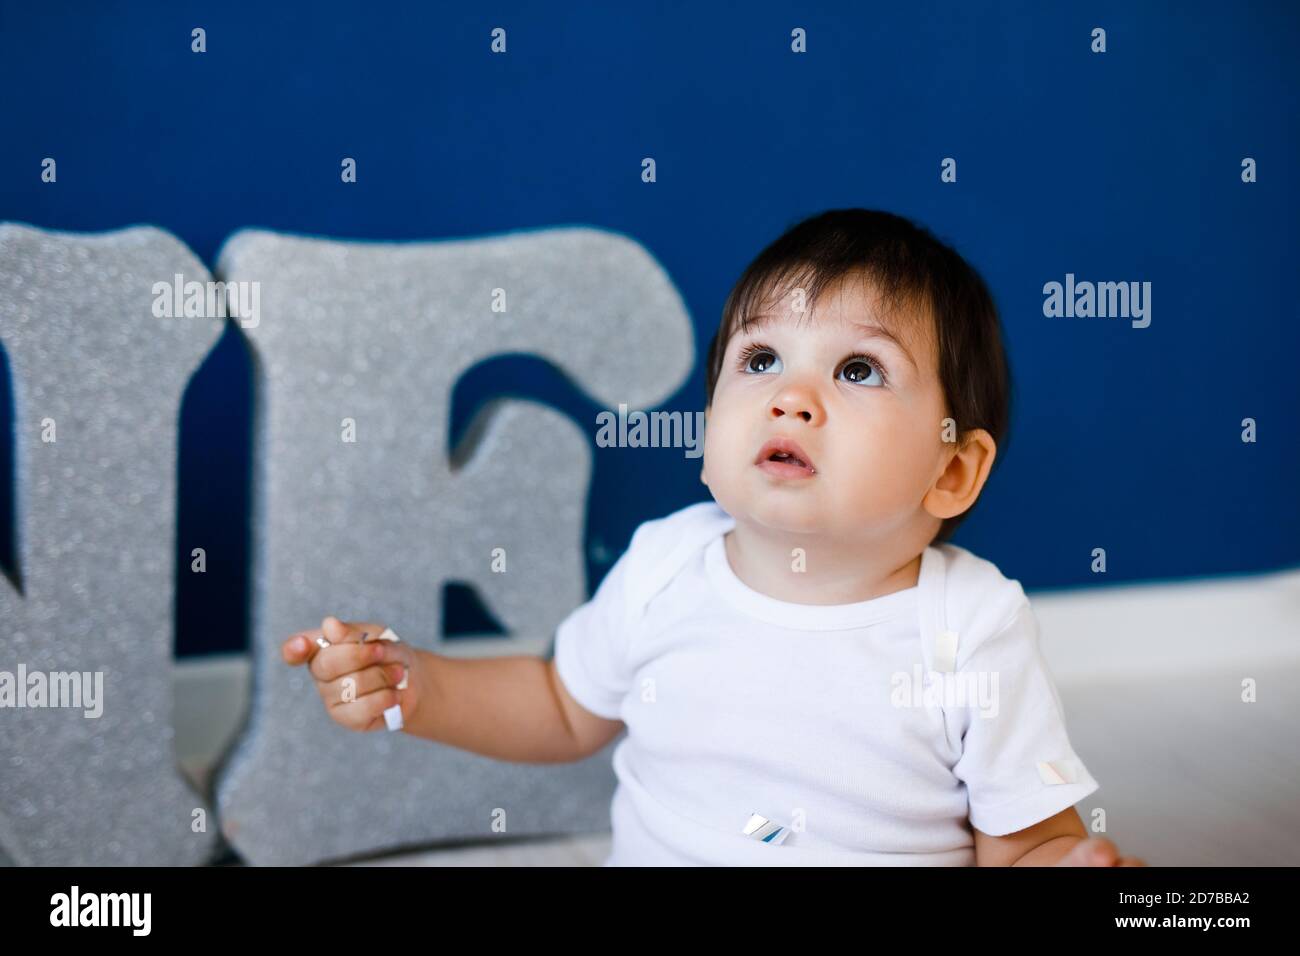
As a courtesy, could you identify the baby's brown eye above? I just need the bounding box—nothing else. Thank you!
[844,361,870,382]
[735,342,784,376]
[840,359,885,387]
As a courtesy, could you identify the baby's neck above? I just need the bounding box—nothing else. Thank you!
[723,522,923,606]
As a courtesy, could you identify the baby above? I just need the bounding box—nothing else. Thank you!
[282,209,1145,867]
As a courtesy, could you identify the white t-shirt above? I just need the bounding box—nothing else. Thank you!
[553,501,1099,866]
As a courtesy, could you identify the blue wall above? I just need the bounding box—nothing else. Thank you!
[2,2,1297,656]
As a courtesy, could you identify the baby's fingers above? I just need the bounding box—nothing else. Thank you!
[322,664,408,708]
[282,629,325,666]
[310,637,400,683]
[335,687,402,733]
[321,616,391,645]
[1055,836,1119,867]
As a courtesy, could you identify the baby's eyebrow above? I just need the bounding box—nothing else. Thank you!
[852,321,918,372]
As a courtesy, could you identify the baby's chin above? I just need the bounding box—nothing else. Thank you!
[717,490,830,536]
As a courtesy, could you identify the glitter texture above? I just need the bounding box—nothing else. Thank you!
[210,226,693,865]
[0,224,225,865]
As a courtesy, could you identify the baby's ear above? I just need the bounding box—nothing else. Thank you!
[923,429,997,521]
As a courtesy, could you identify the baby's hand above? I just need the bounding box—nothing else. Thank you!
[1054,836,1147,867]
[281,616,420,733]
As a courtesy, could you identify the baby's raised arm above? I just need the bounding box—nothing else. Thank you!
[282,616,625,763]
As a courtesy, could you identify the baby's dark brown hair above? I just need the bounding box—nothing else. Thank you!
[703,209,1011,545]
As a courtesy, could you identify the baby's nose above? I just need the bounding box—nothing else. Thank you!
[769,387,822,424]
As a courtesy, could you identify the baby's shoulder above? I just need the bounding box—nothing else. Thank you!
[619,500,733,608]
[926,543,1033,655]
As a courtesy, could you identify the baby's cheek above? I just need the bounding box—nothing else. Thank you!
[703,432,754,512]
[701,438,739,500]
[702,419,739,471]
[840,428,930,510]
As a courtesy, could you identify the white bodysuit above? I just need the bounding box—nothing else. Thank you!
[553,501,1099,865]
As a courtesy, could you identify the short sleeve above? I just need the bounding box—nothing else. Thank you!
[951,603,1099,836]
[551,537,640,721]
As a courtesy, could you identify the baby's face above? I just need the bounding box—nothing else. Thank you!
[702,275,951,542]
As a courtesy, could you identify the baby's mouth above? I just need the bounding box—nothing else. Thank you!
[754,438,818,478]
[767,450,809,469]
[754,444,811,481]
